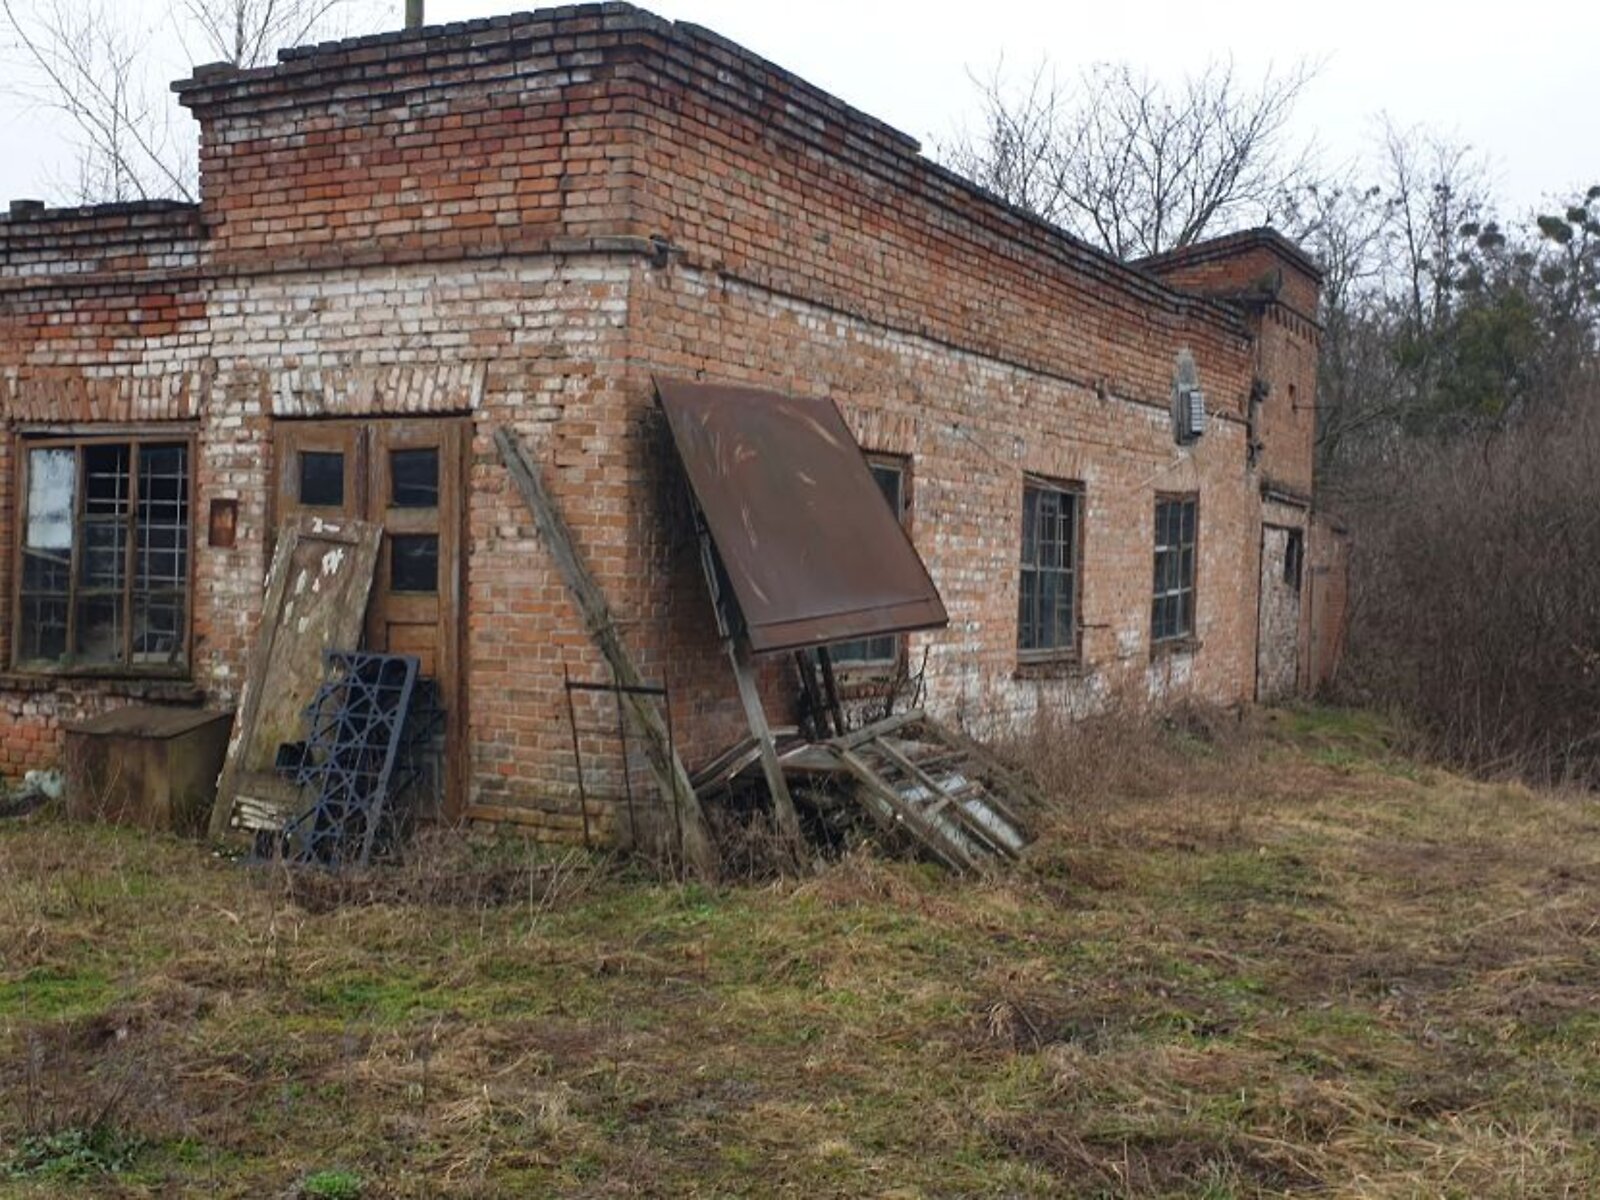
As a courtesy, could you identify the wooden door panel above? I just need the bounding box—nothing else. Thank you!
[272,416,468,819]
[367,419,466,821]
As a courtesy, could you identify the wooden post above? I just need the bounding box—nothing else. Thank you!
[682,488,806,861]
[729,636,805,853]
[494,427,716,877]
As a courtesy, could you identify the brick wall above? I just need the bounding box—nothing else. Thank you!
[0,202,211,771]
[0,3,1333,837]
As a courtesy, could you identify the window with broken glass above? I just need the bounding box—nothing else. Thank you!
[14,437,191,672]
[828,458,908,668]
[1018,480,1082,660]
[1152,495,1198,644]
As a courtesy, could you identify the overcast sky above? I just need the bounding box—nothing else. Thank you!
[0,0,1592,218]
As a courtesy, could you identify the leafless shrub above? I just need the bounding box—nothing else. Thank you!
[1340,380,1600,785]
[991,685,1259,851]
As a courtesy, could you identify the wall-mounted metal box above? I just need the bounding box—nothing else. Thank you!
[63,706,234,835]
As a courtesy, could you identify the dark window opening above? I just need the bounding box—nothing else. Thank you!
[1018,480,1081,658]
[1285,528,1304,591]
[828,459,907,667]
[1152,496,1198,644]
[390,448,439,508]
[15,439,190,671]
[390,533,439,593]
[299,451,345,507]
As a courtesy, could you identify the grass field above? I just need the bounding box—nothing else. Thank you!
[2,705,1599,1197]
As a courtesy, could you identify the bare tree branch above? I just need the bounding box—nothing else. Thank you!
[1,0,377,204]
[942,56,1317,259]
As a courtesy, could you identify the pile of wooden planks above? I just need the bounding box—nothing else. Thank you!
[703,709,1041,874]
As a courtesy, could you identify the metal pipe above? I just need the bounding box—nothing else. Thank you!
[405,0,424,30]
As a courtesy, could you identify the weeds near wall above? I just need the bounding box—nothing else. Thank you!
[993,687,1260,849]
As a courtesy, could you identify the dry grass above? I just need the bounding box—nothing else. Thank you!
[3,704,1600,1197]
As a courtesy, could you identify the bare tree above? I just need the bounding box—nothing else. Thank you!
[1,0,377,204]
[1,0,194,201]
[177,0,356,71]
[1282,122,1497,488]
[944,57,1316,259]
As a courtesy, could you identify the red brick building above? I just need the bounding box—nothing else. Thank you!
[0,3,1344,837]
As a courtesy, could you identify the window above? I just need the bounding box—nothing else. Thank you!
[1152,495,1197,644]
[390,448,439,508]
[14,437,191,672]
[828,458,907,667]
[298,450,345,507]
[1018,480,1081,659]
[1284,527,1304,591]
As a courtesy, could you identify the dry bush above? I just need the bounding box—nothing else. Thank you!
[1340,382,1600,785]
[992,686,1261,850]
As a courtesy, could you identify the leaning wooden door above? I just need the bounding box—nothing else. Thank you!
[273,417,468,818]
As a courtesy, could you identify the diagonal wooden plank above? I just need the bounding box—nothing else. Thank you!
[835,746,980,874]
[873,738,1020,862]
[494,426,716,877]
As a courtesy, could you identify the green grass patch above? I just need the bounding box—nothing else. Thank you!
[1,705,1598,1196]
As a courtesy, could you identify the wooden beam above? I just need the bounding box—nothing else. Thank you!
[728,635,805,854]
[815,646,846,737]
[494,427,716,877]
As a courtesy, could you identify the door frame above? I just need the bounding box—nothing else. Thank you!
[270,415,470,820]
[1254,520,1303,703]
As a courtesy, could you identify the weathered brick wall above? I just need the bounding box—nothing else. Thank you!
[199,257,648,836]
[1142,234,1321,498]
[0,3,1331,837]
[627,263,1269,756]
[173,8,660,269]
[609,17,1322,743]
[0,203,211,771]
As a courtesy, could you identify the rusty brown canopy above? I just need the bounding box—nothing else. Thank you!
[658,378,948,654]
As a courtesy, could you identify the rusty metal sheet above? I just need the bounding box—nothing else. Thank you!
[658,378,948,654]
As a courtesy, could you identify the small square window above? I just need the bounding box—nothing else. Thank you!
[299,451,345,507]
[390,448,439,509]
[390,533,439,593]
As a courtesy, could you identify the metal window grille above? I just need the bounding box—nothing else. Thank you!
[275,651,444,869]
[1018,482,1080,657]
[1152,496,1198,643]
[16,438,190,670]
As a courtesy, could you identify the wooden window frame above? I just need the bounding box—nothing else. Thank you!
[828,454,911,672]
[10,430,196,678]
[1017,476,1085,664]
[1152,492,1199,648]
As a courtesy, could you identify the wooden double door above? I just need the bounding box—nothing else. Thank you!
[274,417,468,817]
